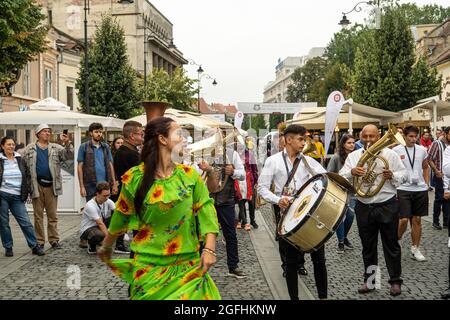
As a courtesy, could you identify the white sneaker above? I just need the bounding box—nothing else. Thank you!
[412,248,426,261]
[448,237,450,248]
[410,245,417,254]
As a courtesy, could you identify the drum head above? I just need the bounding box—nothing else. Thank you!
[280,176,325,235]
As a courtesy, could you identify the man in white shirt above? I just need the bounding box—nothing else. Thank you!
[79,182,116,254]
[340,124,407,296]
[393,125,429,262]
[258,124,328,300]
[440,145,450,249]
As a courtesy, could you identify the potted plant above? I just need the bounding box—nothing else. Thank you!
[140,69,171,122]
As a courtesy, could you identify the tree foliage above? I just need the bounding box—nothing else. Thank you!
[76,14,140,118]
[242,114,266,131]
[139,67,197,111]
[286,57,327,103]
[0,0,47,83]
[352,8,441,112]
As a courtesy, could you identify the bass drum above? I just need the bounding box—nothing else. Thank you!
[278,173,351,253]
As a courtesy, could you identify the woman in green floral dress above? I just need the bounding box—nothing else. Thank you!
[97,117,221,300]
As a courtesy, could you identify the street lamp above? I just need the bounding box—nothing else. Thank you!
[188,59,217,112]
[339,0,381,30]
[84,0,90,113]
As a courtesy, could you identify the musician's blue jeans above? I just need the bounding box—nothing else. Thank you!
[336,197,356,242]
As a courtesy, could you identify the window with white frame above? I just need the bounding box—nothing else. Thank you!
[44,68,52,98]
[23,63,30,96]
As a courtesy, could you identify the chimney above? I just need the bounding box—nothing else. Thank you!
[142,101,169,123]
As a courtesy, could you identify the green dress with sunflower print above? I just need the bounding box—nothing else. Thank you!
[107,163,221,300]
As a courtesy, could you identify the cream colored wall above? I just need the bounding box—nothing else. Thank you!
[58,53,81,111]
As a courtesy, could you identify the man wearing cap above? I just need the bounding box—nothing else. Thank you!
[24,124,74,249]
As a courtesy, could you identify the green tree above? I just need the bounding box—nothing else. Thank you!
[351,8,441,112]
[269,114,293,131]
[286,57,327,103]
[390,3,450,25]
[325,25,369,70]
[139,67,197,111]
[242,114,266,131]
[0,0,47,83]
[311,63,350,107]
[410,56,442,101]
[76,14,140,118]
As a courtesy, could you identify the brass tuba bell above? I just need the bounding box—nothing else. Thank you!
[353,124,405,198]
[302,136,317,155]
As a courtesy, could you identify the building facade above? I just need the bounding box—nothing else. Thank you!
[39,0,187,76]
[414,19,450,103]
[263,47,325,103]
[0,27,82,144]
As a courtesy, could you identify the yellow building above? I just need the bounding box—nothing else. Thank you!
[0,27,82,144]
[414,18,450,103]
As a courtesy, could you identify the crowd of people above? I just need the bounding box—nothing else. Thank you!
[0,119,449,301]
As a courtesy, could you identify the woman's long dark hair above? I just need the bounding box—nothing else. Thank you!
[338,134,355,164]
[134,117,174,216]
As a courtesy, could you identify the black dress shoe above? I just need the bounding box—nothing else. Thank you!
[298,266,308,276]
[51,242,63,249]
[5,248,13,257]
[32,245,45,256]
[390,283,401,296]
[432,223,443,230]
[250,221,259,229]
[358,283,375,294]
[442,288,450,299]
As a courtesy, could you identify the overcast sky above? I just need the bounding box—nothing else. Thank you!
[150,0,449,105]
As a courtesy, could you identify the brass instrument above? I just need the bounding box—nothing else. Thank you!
[302,136,317,155]
[186,128,243,193]
[353,124,406,198]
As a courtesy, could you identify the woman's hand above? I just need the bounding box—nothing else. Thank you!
[97,245,113,264]
[198,250,216,274]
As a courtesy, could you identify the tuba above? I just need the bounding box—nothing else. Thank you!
[353,124,405,198]
[302,136,317,155]
[186,128,243,193]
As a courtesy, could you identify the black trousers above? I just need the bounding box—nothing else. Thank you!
[281,239,328,300]
[272,205,305,271]
[238,199,255,225]
[355,197,402,285]
[432,176,449,227]
[217,204,240,270]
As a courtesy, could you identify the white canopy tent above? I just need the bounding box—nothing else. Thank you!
[399,96,450,137]
[342,99,401,134]
[286,109,380,130]
[0,97,125,214]
[128,108,234,130]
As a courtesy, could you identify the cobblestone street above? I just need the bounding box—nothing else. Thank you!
[0,215,273,300]
[259,199,450,300]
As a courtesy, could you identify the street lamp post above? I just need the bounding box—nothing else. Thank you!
[339,0,381,30]
[188,59,217,112]
[84,0,90,113]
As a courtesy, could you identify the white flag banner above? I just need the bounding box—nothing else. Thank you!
[234,111,244,129]
[324,91,344,154]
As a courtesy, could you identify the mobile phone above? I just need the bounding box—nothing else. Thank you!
[63,129,68,135]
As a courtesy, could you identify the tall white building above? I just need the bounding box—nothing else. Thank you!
[263,47,325,103]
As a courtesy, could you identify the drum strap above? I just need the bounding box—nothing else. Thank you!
[301,155,315,177]
[283,157,301,191]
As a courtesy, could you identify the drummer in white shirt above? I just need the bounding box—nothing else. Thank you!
[258,124,328,300]
[392,125,429,262]
[340,124,407,297]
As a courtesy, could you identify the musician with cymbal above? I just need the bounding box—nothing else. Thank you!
[340,124,407,296]
[258,124,328,300]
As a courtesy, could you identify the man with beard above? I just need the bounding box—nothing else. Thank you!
[77,123,118,202]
